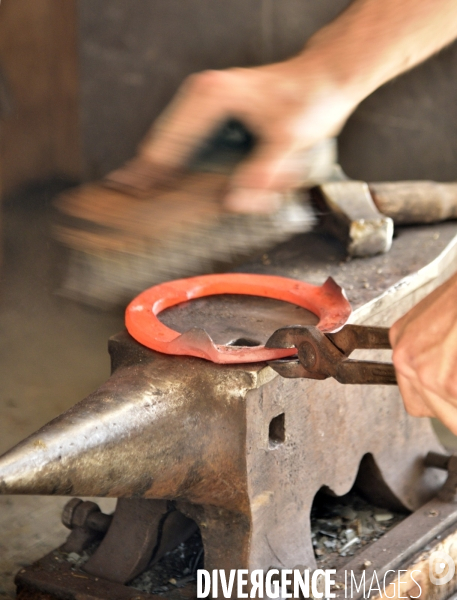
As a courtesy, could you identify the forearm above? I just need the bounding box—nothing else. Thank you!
[298,0,457,104]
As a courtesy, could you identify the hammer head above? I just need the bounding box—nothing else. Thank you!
[315,180,394,257]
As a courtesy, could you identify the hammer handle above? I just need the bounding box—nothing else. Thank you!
[369,181,457,224]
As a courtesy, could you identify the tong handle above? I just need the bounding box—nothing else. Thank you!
[331,359,397,385]
[327,324,391,354]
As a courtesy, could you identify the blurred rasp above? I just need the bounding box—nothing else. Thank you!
[53,139,337,308]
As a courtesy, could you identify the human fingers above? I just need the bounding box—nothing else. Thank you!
[224,188,284,213]
[139,70,233,169]
[392,321,457,408]
[395,339,457,434]
[397,371,457,436]
[414,384,457,436]
[223,136,297,212]
[389,275,457,347]
[223,134,329,213]
[396,372,435,418]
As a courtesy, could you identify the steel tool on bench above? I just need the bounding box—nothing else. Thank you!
[313,163,457,258]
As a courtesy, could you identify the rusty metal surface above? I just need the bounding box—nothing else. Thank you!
[425,452,457,503]
[333,497,457,599]
[267,324,396,384]
[241,360,446,571]
[61,498,112,554]
[0,222,456,579]
[0,336,253,506]
[14,552,164,600]
[84,499,168,583]
[82,498,198,584]
[332,450,457,599]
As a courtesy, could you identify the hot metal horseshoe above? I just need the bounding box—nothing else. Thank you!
[125,273,351,364]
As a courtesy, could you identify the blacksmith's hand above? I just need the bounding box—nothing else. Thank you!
[390,273,457,434]
[137,0,457,213]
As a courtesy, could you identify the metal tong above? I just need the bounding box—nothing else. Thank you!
[266,324,397,385]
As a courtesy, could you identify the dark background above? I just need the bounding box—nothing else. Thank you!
[1,0,457,197]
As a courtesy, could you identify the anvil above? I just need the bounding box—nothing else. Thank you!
[1,224,457,591]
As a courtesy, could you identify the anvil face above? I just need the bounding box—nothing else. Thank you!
[159,293,319,347]
[0,224,456,577]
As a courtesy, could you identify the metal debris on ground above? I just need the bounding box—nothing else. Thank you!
[311,490,405,568]
[55,491,405,596]
[128,532,204,595]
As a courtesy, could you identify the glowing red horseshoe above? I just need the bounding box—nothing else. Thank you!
[125,273,351,364]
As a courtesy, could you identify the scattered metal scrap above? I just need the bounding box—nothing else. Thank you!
[310,490,404,568]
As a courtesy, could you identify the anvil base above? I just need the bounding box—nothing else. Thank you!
[14,490,457,600]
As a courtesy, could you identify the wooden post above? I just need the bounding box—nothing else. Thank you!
[0,0,82,195]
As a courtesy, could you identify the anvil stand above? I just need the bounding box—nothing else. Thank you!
[3,222,457,600]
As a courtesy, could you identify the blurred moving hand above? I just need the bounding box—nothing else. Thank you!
[139,61,356,213]
[390,273,457,434]
[137,0,457,213]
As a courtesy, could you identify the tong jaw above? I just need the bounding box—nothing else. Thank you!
[266,325,397,385]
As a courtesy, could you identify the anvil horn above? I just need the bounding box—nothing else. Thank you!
[0,331,448,574]
[0,333,250,513]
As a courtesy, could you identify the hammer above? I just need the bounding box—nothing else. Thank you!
[313,166,457,257]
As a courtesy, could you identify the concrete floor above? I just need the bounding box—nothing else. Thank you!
[0,185,121,599]
[0,184,456,599]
